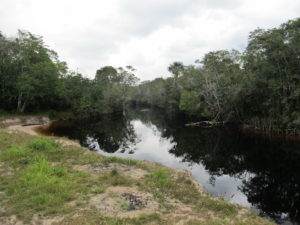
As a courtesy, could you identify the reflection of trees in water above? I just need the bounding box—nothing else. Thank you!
[129,108,300,223]
[162,122,300,224]
[48,114,139,153]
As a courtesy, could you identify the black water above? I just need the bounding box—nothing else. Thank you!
[44,108,300,225]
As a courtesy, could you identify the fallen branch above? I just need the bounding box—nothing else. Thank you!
[185,121,224,128]
[22,123,44,127]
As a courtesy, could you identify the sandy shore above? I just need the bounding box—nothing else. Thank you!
[1,116,80,147]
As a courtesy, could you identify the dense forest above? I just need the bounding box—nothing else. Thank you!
[1,18,300,133]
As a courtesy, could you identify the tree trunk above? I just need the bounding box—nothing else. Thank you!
[17,92,23,112]
[20,100,27,113]
[122,100,126,116]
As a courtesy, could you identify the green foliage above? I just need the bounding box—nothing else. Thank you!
[179,90,199,114]
[0,31,138,116]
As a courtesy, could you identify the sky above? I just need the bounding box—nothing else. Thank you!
[0,0,299,81]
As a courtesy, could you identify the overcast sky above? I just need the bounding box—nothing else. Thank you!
[1,0,299,80]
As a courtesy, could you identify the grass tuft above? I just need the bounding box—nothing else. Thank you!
[99,170,133,186]
[27,137,60,153]
[146,168,171,188]
[110,168,119,176]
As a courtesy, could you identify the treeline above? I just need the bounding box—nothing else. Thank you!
[1,18,300,133]
[0,30,138,116]
[131,18,300,133]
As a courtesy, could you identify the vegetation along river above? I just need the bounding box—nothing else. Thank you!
[40,108,300,225]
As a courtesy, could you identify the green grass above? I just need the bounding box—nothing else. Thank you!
[0,137,107,221]
[1,158,101,220]
[110,168,119,176]
[91,186,106,194]
[27,137,60,153]
[55,211,164,225]
[0,129,33,151]
[0,137,63,167]
[98,169,134,186]
[0,146,45,166]
[117,199,130,211]
[142,168,238,217]
[4,160,74,219]
[146,168,171,188]
[196,196,238,216]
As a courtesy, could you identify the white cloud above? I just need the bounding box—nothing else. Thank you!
[0,0,299,80]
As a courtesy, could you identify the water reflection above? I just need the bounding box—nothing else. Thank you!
[44,109,300,224]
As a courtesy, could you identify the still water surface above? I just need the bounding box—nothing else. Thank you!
[43,108,300,225]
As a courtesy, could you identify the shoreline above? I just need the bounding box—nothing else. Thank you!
[0,115,275,224]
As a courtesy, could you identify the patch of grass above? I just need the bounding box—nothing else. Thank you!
[5,160,74,219]
[117,199,130,211]
[0,146,45,166]
[0,137,64,167]
[27,137,60,153]
[0,130,33,152]
[98,169,134,186]
[56,211,164,225]
[102,156,140,166]
[78,151,104,164]
[79,155,150,172]
[110,168,119,176]
[187,216,272,225]
[91,186,106,194]
[196,197,238,217]
[1,158,101,221]
[146,168,171,188]
[143,170,239,218]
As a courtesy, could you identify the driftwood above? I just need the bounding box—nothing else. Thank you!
[22,123,44,127]
[185,121,224,128]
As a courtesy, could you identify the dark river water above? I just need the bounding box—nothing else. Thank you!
[42,108,300,225]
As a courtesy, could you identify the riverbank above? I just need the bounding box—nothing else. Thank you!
[0,117,274,225]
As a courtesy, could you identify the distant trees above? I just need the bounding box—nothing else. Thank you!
[0,30,139,116]
[131,18,300,133]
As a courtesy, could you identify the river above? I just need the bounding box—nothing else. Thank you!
[41,108,300,225]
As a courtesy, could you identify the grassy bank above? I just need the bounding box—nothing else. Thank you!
[0,129,274,225]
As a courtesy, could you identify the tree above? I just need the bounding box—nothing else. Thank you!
[243,18,300,131]
[117,66,139,114]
